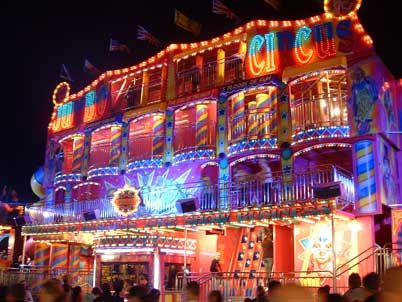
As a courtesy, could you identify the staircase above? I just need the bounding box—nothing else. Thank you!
[334,244,401,293]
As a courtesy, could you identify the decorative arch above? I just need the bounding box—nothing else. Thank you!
[293,143,352,157]
[229,153,280,167]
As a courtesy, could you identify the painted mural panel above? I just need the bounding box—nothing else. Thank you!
[348,59,380,136]
[294,218,372,288]
[378,137,399,206]
[348,57,399,138]
[102,160,218,216]
[391,210,402,266]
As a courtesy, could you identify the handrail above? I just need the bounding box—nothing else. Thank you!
[335,244,381,274]
[49,165,351,194]
[383,242,400,249]
[29,164,354,224]
[177,270,334,279]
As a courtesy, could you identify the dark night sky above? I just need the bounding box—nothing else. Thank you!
[0,0,400,201]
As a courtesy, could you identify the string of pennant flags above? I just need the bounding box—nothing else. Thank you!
[59,0,284,82]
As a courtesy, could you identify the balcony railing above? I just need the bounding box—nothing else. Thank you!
[28,166,354,225]
[176,56,244,97]
[291,91,348,134]
[224,56,243,84]
[147,78,162,104]
[128,135,165,161]
[88,144,112,168]
[229,109,277,143]
[173,121,216,154]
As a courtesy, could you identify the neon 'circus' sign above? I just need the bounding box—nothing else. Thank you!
[245,18,359,78]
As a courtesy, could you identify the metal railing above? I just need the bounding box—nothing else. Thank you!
[173,121,216,154]
[224,56,243,84]
[147,78,163,103]
[176,56,244,97]
[176,245,402,300]
[127,135,165,161]
[2,247,399,300]
[88,144,112,168]
[291,92,349,134]
[177,270,333,301]
[229,109,277,143]
[27,166,353,225]
[0,268,94,292]
[334,244,402,293]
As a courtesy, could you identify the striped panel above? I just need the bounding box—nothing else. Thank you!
[34,243,50,267]
[72,136,84,172]
[247,101,258,138]
[196,104,209,147]
[109,126,122,166]
[232,92,245,117]
[70,245,81,281]
[355,140,377,213]
[51,244,68,268]
[256,92,275,137]
[152,115,165,157]
[232,92,246,140]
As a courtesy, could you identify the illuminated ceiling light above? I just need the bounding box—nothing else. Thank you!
[52,82,71,106]
[96,247,153,254]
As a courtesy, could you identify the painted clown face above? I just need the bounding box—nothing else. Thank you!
[311,235,333,265]
[310,224,333,266]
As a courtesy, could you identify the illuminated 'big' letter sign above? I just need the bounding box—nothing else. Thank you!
[247,33,277,77]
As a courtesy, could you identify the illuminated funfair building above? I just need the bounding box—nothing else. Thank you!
[24,1,402,299]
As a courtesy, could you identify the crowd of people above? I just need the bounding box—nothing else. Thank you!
[0,273,159,302]
[0,267,401,302]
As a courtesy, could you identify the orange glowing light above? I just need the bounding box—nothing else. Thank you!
[52,82,71,106]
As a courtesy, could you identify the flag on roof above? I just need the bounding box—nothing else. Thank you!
[137,25,161,47]
[59,64,73,82]
[83,59,101,76]
[109,39,130,53]
[212,0,240,22]
[174,9,202,36]
[263,0,281,11]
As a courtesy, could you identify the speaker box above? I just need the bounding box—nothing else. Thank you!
[83,209,100,221]
[313,182,342,199]
[176,198,197,214]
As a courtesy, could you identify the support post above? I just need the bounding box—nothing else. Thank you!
[21,235,27,266]
[141,71,149,105]
[331,214,337,292]
[184,227,187,271]
[153,247,160,290]
[92,252,97,288]
[48,243,53,272]
[217,48,225,85]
